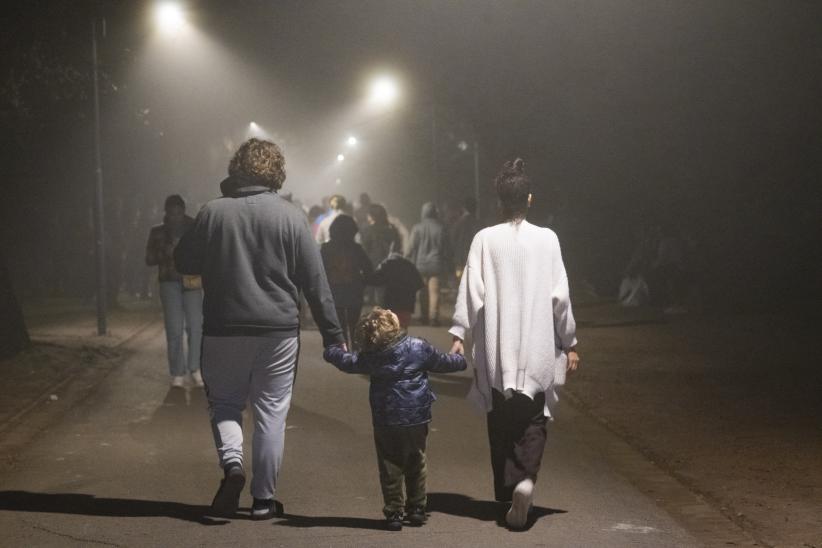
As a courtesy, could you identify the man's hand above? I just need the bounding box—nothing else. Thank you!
[450,337,464,355]
[567,349,580,372]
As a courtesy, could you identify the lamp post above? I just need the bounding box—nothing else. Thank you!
[91,18,107,335]
[90,2,189,335]
[472,140,480,219]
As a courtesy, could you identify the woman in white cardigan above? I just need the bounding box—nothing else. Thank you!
[449,158,579,530]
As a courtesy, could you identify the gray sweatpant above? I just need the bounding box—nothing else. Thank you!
[201,335,299,500]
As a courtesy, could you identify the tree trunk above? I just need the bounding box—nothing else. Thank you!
[0,249,30,358]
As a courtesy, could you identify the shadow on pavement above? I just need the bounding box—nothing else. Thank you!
[275,513,386,530]
[128,387,210,444]
[427,492,566,530]
[0,491,228,526]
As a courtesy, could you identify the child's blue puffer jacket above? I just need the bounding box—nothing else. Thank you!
[323,336,466,427]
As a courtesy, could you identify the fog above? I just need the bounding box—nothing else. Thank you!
[1,0,820,309]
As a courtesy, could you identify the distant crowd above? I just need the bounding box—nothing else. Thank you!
[147,189,481,385]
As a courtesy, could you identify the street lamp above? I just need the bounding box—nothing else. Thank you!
[369,75,399,107]
[155,2,187,36]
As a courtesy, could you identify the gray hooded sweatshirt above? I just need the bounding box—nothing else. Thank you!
[407,202,451,276]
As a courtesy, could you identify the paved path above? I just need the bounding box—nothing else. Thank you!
[0,321,734,547]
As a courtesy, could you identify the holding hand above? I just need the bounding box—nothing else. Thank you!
[450,337,464,356]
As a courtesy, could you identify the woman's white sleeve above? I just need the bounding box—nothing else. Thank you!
[449,235,485,341]
[551,239,578,350]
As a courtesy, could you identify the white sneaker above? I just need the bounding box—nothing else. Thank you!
[171,376,186,388]
[191,370,204,388]
[506,478,534,530]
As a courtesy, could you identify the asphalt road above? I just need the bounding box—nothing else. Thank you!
[0,321,710,547]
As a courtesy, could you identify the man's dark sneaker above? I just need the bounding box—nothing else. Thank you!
[251,498,284,521]
[210,462,245,517]
[385,511,403,531]
[406,505,427,526]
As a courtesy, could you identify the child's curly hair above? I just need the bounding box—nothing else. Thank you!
[355,307,401,352]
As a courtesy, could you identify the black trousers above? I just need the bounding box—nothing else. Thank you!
[486,389,548,502]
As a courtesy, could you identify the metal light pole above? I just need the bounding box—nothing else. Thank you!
[91,19,107,335]
[473,140,480,220]
[431,103,438,198]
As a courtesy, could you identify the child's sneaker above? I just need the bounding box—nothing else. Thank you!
[406,505,427,526]
[384,511,403,531]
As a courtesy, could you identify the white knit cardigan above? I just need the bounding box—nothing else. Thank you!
[449,221,578,417]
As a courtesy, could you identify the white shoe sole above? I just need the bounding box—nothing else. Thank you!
[506,479,534,529]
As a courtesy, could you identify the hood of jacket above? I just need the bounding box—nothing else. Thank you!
[361,334,408,364]
[220,174,274,197]
[420,202,438,221]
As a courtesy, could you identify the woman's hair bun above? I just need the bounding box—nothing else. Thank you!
[503,158,525,173]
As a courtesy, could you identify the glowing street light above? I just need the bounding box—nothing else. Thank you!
[155,2,187,35]
[369,75,399,107]
[337,153,346,162]
[346,136,358,147]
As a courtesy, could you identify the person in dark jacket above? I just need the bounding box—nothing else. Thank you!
[175,138,344,521]
[450,196,479,278]
[324,307,466,531]
[407,202,451,326]
[361,203,403,305]
[361,204,403,267]
[145,194,203,388]
[320,214,373,349]
[368,252,424,329]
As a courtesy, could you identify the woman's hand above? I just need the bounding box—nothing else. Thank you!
[450,337,465,355]
[567,349,580,372]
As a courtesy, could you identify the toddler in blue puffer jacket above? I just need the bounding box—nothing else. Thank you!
[323,307,466,531]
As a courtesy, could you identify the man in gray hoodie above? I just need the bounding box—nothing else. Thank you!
[175,138,343,521]
[407,202,452,326]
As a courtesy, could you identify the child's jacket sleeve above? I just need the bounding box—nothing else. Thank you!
[323,345,369,374]
[422,342,468,373]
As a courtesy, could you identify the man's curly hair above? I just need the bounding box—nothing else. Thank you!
[355,307,402,352]
[228,138,287,190]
